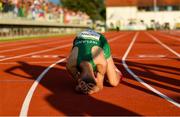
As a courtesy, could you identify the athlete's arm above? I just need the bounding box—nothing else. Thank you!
[66,47,79,81]
[95,63,107,90]
[66,64,80,80]
[85,64,106,94]
[91,46,107,90]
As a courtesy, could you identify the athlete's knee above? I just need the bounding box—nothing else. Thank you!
[109,80,119,87]
[109,75,120,87]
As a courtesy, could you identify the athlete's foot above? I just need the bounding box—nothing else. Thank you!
[119,74,124,82]
[115,68,124,82]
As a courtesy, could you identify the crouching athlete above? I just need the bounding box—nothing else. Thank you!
[66,29,123,94]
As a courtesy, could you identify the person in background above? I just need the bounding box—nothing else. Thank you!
[0,0,3,12]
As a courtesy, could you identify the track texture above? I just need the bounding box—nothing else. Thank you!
[0,31,179,116]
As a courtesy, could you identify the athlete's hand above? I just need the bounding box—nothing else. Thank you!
[75,79,97,94]
[88,85,100,94]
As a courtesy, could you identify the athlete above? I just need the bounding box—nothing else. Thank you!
[66,29,123,94]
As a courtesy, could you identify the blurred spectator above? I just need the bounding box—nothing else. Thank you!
[0,0,91,25]
[17,2,25,17]
[163,22,170,30]
[0,0,3,12]
[2,0,9,12]
[150,20,156,30]
[155,22,161,30]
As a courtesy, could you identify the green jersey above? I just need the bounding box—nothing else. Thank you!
[73,30,111,71]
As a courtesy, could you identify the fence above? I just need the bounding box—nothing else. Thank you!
[0,19,90,38]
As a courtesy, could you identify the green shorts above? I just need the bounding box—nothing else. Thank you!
[73,30,111,71]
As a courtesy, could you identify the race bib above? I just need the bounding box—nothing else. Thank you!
[78,30,100,41]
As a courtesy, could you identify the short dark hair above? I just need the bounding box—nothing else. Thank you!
[75,76,96,94]
[81,76,96,85]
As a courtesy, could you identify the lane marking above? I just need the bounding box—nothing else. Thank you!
[146,33,180,58]
[0,33,120,48]
[0,40,71,54]
[122,32,180,107]
[19,58,66,116]
[31,55,59,58]
[0,38,52,48]
[0,44,71,62]
[159,33,180,41]
[0,57,175,65]
[126,58,174,60]
[0,61,58,64]
[0,33,120,49]
[108,33,129,42]
[0,55,5,58]
[0,80,32,82]
[0,33,129,62]
[138,54,166,58]
[31,55,41,58]
[0,36,68,48]
[19,33,130,117]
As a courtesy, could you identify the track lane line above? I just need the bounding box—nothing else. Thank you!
[159,32,180,41]
[0,39,71,54]
[0,32,121,53]
[146,32,180,58]
[0,37,65,48]
[158,32,180,41]
[0,44,71,62]
[0,32,120,48]
[122,32,180,108]
[0,58,174,65]
[19,33,130,116]
[0,33,129,62]
[0,61,58,64]
[19,58,66,116]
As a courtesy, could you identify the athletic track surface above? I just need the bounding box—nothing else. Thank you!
[0,31,179,116]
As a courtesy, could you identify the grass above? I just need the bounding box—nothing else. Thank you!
[0,33,76,42]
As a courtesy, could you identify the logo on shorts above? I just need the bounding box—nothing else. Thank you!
[78,30,100,40]
[75,40,98,45]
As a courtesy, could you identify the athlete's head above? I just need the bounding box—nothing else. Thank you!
[81,75,96,85]
[75,75,97,94]
[75,61,97,94]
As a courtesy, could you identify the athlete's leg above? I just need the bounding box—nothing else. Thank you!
[106,56,122,86]
[66,47,79,81]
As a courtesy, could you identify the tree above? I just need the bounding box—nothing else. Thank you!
[61,0,106,21]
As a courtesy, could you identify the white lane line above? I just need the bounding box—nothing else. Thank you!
[0,41,29,48]
[0,61,56,64]
[138,54,166,58]
[19,33,130,117]
[0,40,71,54]
[0,55,5,58]
[19,58,66,116]
[0,35,70,48]
[0,38,54,48]
[0,58,174,65]
[122,32,180,107]
[31,55,59,58]
[146,32,180,58]
[0,33,119,48]
[159,33,180,41]
[126,58,173,61]
[0,33,129,62]
[0,44,71,62]
[108,33,130,42]
[0,80,32,82]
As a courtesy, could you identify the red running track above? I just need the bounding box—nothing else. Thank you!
[0,31,179,116]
